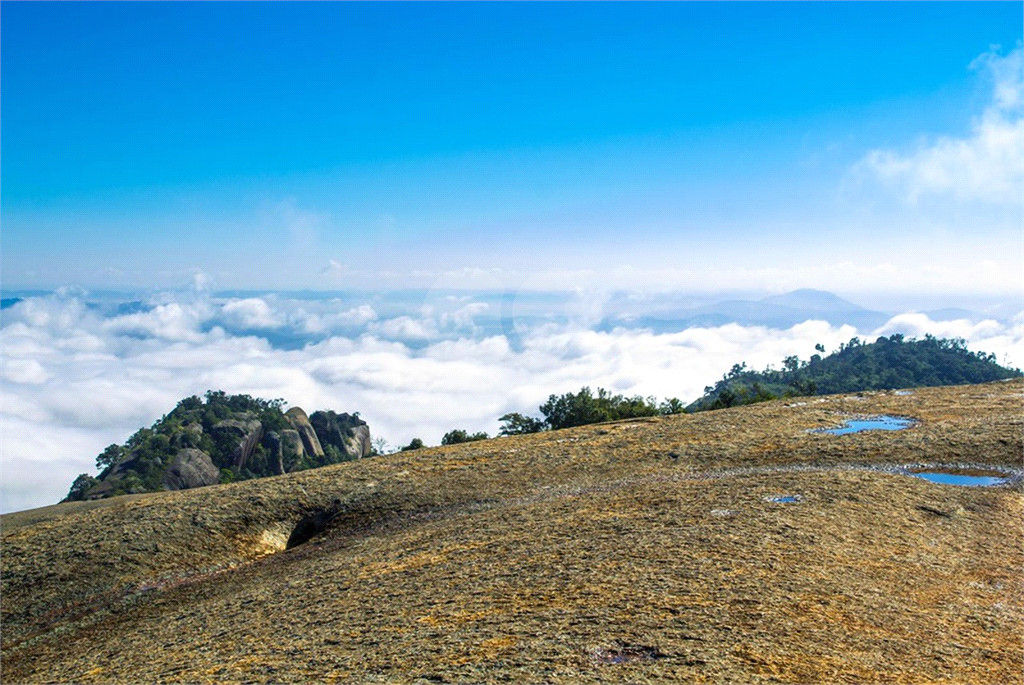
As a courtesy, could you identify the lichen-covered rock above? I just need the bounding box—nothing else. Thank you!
[162,449,220,490]
[285,407,323,458]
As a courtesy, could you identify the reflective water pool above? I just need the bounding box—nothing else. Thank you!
[911,472,1007,487]
[816,415,915,435]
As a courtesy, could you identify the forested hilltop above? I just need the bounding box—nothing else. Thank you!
[690,334,1021,411]
[65,391,371,502]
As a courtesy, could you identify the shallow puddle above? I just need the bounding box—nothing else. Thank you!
[769,495,801,503]
[911,471,1007,487]
[815,415,915,435]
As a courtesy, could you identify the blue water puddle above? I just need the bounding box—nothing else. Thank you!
[910,472,1007,487]
[769,495,801,503]
[815,415,915,435]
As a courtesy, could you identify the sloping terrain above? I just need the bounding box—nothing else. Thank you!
[2,380,1022,684]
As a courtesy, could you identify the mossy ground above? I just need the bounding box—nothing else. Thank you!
[2,380,1022,683]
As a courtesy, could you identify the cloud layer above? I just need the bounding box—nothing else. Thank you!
[860,47,1024,204]
[2,291,1022,514]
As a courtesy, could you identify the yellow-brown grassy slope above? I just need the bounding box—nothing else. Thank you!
[2,380,1022,684]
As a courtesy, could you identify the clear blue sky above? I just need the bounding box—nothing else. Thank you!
[3,3,1021,293]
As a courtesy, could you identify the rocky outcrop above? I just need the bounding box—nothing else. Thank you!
[286,407,323,458]
[347,424,372,458]
[263,431,285,475]
[309,410,371,459]
[163,449,220,491]
[171,423,204,450]
[212,418,264,469]
[280,429,305,472]
[67,392,372,502]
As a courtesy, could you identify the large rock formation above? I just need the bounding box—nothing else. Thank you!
[212,417,264,469]
[280,429,306,472]
[162,449,220,490]
[348,424,372,458]
[285,407,323,458]
[65,392,372,502]
[309,410,372,459]
[263,431,285,475]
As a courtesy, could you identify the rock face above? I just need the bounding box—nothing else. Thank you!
[348,424,373,458]
[285,407,323,458]
[162,449,220,491]
[212,418,264,469]
[280,429,305,472]
[309,410,372,460]
[263,431,285,475]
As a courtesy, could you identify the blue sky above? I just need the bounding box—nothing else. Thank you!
[2,3,1022,294]
[3,3,1024,512]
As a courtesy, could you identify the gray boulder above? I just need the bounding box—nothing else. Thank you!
[163,449,220,491]
[285,407,323,458]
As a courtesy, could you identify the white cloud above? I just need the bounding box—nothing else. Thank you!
[859,47,1024,204]
[440,302,489,331]
[320,259,347,276]
[2,292,1022,514]
[367,316,435,341]
[220,298,284,330]
[297,304,378,334]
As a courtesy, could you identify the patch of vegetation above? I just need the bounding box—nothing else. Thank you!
[441,429,490,445]
[690,334,1022,411]
[498,387,686,434]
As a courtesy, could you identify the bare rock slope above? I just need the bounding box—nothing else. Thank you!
[2,380,1022,684]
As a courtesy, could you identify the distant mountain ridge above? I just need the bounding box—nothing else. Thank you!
[599,288,892,333]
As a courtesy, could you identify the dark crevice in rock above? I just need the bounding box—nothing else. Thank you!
[286,500,342,549]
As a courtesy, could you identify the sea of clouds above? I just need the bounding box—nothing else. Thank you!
[2,288,1021,514]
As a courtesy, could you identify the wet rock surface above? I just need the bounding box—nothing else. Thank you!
[2,380,1022,684]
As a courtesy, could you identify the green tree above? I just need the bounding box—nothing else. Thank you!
[441,429,489,445]
[65,474,98,502]
[658,398,686,415]
[498,412,546,435]
[400,438,425,451]
[96,444,124,471]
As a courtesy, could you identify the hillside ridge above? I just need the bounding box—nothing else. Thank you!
[3,379,1022,684]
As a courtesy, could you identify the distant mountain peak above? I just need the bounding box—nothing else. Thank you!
[760,289,864,312]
